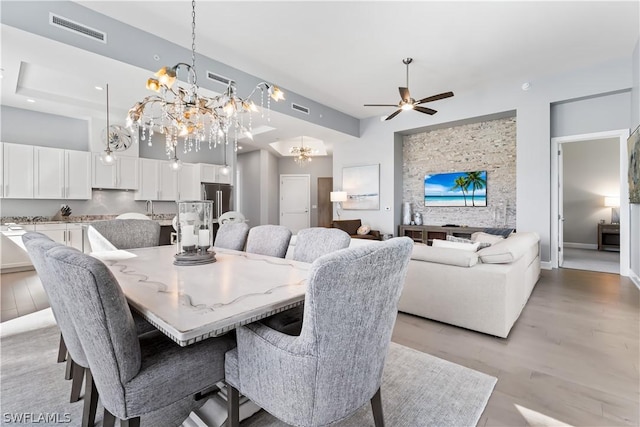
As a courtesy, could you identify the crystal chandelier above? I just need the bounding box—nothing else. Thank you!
[290,137,313,165]
[126,0,284,160]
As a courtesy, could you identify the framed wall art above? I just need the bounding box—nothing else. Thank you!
[342,164,380,210]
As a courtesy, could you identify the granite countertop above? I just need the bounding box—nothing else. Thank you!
[1,214,176,226]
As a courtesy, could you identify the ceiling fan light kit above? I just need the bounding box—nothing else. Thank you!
[364,57,454,120]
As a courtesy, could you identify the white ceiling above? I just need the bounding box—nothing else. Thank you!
[2,1,639,155]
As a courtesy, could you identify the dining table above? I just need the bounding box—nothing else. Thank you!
[95,245,310,346]
[93,245,311,426]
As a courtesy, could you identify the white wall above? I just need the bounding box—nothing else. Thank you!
[237,151,261,227]
[334,57,633,263]
[563,138,620,246]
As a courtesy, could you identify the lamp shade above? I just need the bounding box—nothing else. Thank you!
[604,196,620,207]
[330,191,347,202]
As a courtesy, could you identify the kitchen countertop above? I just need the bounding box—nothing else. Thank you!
[1,215,176,227]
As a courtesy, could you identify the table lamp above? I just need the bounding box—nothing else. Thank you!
[604,196,620,224]
[330,191,347,219]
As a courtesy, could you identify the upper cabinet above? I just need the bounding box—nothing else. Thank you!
[178,163,200,200]
[92,153,138,190]
[3,143,34,199]
[3,143,91,200]
[135,158,179,201]
[199,163,231,185]
[35,147,91,199]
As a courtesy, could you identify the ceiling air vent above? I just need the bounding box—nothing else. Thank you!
[206,71,234,86]
[49,13,107,43]
[291,103,310,115]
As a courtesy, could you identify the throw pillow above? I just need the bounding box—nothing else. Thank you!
[432,239,480,252]
[482,228,515,238]
[356,225,371,235]
[447,234,491,249]
[471,232,505,244]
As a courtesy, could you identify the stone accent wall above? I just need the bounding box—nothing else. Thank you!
[402,117,517,228]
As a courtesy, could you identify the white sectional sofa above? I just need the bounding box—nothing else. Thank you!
[397,232,541,338]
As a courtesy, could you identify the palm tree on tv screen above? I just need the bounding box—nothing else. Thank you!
[466,171,486,206]
[451,176,469,206]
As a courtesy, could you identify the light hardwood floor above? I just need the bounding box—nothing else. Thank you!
[392,268,639,426]
[2,268,639,425]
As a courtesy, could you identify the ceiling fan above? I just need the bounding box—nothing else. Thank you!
[364,58,454,121]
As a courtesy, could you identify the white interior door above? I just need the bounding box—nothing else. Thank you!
[558,145,564,267]
[280,174,310,234]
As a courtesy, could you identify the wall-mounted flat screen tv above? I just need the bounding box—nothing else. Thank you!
[424,171,487,207]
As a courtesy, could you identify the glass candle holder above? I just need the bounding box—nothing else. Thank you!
[176,200,213,255]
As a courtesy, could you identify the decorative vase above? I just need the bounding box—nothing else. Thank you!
[402,203,412,225]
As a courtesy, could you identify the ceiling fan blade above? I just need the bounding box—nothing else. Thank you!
[364,104,399,107]
[414,106,437,115]
[385,109,402,121]
[416,91,454,104]
[399,87,411,102]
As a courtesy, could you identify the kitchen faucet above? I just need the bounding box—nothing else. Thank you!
[145,200,154,219]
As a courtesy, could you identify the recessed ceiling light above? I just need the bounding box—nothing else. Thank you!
[95,86,103,90]
[26,99,36,103]
[521,82,531,91]
[237,145,243,150]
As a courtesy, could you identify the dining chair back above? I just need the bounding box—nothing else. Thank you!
[245,225,292,258]
[291,227,351,263]
[44,245,236,425]
[214,222,250,251]
[89,219,160,250]
[225,237,414,427]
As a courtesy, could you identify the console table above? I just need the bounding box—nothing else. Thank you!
[398,225,485,245]
[597,223,620,251]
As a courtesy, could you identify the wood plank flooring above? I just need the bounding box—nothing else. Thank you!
[2,267,638,425]
[392,268,639,426]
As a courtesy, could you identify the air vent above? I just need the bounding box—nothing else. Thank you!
[49,13,107,43]
[291,103,310,115]
[206,71,234,86]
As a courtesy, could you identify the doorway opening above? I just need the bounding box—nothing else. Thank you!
[551,129,630,276]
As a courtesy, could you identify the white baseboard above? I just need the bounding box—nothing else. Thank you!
[630,270,640,290]
[540,261,552,270]
[563,242,598,250]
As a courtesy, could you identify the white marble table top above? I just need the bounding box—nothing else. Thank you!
[98,246,310,346]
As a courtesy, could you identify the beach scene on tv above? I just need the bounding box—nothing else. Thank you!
[424,171,487,207]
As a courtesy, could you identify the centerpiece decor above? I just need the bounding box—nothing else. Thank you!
[174,200,216,265]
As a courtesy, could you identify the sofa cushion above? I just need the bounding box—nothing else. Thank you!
[447,234,491,249]
[432,239,480,252]
[477,232,539,264]
[470,232,504,245]
[412,244,479,267]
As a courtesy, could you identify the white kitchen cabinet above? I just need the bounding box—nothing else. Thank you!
[34,223,84,252]
[198,163,231,184]
[158,161,178,201]
[178,163,200,200]
[65,150,91,199]
[92,153,138,190]
[34,146,65,199]
[135,158,179,201]
[3,143,34,199]
[0,143,4,198]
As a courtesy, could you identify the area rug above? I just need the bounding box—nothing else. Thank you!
[1,311,496,426]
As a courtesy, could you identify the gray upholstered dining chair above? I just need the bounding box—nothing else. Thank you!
[245,225,292,258]
[291,227,351,263]
[263,227,352,335]
[23,233,99,426]
[214,222,250,251]
[44,245,236,427]
[89,219,161,250]
[225,237,413,427]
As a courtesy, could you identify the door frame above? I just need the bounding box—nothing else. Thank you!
[279,174,311,232]
[551,129,630,275]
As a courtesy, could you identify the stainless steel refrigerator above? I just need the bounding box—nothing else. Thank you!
[201,183,233,220]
